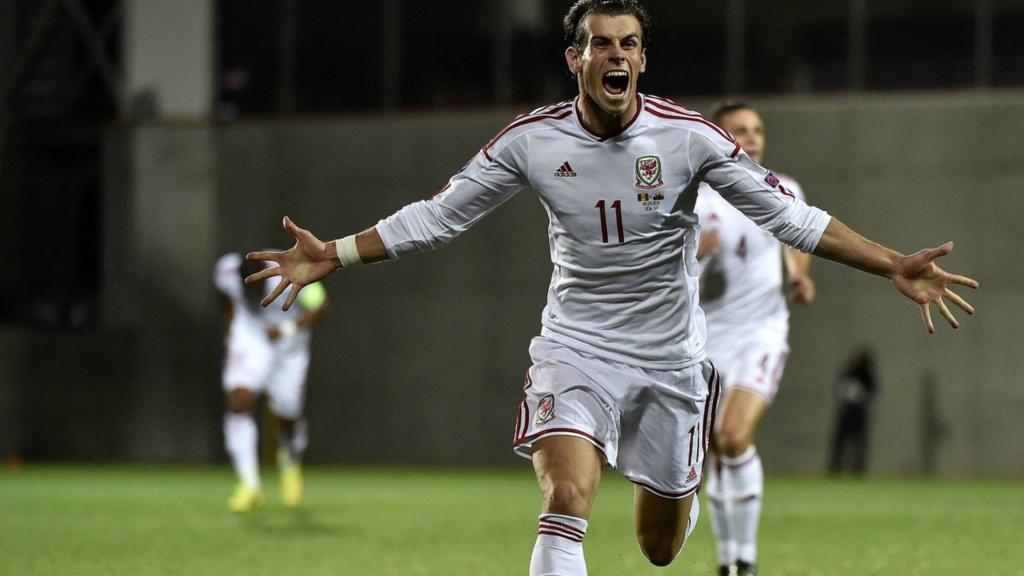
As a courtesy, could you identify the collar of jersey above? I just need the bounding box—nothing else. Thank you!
[573,93,644,142]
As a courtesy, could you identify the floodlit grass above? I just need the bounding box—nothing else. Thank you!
[1,465,1021,575]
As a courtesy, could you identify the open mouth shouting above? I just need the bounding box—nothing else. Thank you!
[602,70,630,97]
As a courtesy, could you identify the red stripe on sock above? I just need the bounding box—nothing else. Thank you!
[537,529,583,543]
[539,519,585,539]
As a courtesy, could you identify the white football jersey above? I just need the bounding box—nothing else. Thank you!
[695,174,805,330]
[376,95,830,369]
[214,252,312,347]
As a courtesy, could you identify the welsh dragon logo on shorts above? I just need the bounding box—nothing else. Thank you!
[535,394,556,425]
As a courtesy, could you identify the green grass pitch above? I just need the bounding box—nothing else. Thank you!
[1,465,1021,575]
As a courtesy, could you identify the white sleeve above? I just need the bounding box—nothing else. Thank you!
[375,133,530,259]
[693,133,830,253]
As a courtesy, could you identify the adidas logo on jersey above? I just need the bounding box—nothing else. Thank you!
[554,161,577,177]
[686,466,698,483]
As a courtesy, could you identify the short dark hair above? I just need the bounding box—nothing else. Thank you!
[563,0,652,48]
[707,100,754,125]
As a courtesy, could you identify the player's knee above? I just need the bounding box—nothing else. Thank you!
[227,389,256,413]
[543,479,592,517]
[638,533,682,567]
[715,424,750,457]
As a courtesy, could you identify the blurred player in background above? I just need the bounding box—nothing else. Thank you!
[695,102,814,576]
[241,0,976,573]
[214,252,328,513]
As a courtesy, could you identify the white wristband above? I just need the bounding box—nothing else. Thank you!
[278,320,297,337]
[335,235,363,268]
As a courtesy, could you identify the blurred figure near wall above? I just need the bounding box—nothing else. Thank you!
[828,347,877,476]
[919,369,947,476]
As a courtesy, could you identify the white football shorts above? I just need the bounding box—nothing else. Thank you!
[705,319,789,403]
[513,336,722,499]
[222,328,310,420]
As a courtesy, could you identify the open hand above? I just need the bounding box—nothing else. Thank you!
[787,274,816,305]
[891,242,979,333]
[245,216,336,310]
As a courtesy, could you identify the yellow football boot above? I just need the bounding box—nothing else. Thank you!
[227,483,263,513]
[280,466,303,508]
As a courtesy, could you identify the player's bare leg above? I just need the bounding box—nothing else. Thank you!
[634,488,699,566]
[224,388,263,512]
[529,435,603,576]
[708,388,769,575]
[715,388,767,458]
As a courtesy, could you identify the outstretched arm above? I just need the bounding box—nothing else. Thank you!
[813,217,979,333]
[246,216,387,311]
[246,119,532,310]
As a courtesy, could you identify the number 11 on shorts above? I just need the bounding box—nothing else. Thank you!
[687,424,698,466]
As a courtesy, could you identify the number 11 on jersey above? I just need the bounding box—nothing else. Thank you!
[595,200,624,244]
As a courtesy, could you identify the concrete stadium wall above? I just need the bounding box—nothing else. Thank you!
[213,92,1023,476]
[745,93,1024,477]
[3,91,1020,477]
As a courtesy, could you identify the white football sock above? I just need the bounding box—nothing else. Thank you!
[705,460,737,566]
[277,418,308,468]
[530,513,588,576]
[721,446,763,565]
[224,412,260,488]
[686,493,701,540]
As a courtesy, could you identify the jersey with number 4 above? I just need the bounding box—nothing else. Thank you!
[695,174,805,330]
[375,94,830,370]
